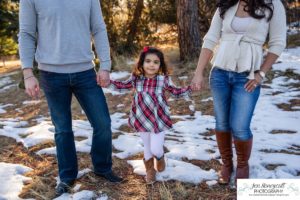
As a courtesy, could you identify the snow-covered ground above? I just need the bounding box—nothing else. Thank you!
[0,163,32,200]
[288,21,300,35]
[0,71,19,93]
[0,48,300,199]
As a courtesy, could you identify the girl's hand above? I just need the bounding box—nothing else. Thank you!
[191,74,204,91]
[244,72,263,92]
[24,76,40,99]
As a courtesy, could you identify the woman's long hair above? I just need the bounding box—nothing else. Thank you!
[217,0,274,21]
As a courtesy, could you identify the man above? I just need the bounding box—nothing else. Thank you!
[18,0,123,196]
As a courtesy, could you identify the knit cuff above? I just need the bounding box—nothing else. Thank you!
[100,60,112,71]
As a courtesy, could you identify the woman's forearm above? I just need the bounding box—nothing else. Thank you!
[194,48,214,76]
[260,52,279,73]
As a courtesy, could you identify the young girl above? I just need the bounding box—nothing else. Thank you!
[110,47,191,184]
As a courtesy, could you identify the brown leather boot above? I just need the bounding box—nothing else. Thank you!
[143,158,156,184]
[215,130,233,184]
[154,155,166,172]
[234,138,253,181]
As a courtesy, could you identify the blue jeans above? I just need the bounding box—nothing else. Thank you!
[40,69,112,183]
[210,67,260,141]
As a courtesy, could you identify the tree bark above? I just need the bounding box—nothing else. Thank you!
[125,0,144,53]
[2,58,6,67]
[177,0,202,61]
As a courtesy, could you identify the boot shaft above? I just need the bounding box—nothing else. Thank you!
[215,130,233,167]
[234,138,253,168]
[155,155,166,172]
[215,130,233,184]
[143,158,156,184]
[234,138,253,179]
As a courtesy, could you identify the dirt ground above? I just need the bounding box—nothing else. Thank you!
[0,56,240,200]
[1,51,299,199]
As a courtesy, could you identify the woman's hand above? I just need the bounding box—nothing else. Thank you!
[244,72,263,92]
[191,73,205,91]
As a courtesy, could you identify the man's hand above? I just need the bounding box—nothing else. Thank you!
[23,68,40,99]
[97,70,110,88]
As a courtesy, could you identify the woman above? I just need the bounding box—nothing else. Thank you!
[191,0,286,184]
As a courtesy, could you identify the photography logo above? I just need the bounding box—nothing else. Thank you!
[237,179,300,200]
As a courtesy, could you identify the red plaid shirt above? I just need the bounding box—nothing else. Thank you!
[110,75,191,133]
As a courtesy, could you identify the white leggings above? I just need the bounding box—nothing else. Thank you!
[140,132,165,161]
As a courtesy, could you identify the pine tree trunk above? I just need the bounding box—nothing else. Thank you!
[125,0,144,54]
[177,0,202,61]
[2,58,5,67]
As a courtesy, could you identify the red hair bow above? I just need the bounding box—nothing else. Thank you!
[143,46,149,53]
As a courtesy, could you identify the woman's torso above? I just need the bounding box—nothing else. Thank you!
[211,0,279,79]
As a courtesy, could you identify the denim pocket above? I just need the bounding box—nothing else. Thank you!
[211,67,224,73]
[238,71,250,77]
[235,71,250,85]
[210,67,226,86]
[39,71,68,93]
[39,70,63,80]
[214,67,223,71]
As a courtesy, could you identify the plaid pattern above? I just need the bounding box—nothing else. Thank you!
[110,75,191,133]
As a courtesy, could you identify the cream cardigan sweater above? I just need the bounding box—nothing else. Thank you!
[202,0,286,79]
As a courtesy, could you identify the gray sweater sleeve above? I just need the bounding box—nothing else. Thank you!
[91,0,112,71]
[18,0,37,69]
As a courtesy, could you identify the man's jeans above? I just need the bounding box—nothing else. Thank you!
[210,67,260,141]
[40,69,112,183]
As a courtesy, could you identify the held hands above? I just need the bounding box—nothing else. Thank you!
[191,73,205,91]
[23,69,40,99]
[244,72,263,92]
[97,70,110,88]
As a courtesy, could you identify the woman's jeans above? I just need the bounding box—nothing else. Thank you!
[210,67,260,141]
[40,69,112,183]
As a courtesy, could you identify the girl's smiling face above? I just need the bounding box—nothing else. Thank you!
[143,53,161,78]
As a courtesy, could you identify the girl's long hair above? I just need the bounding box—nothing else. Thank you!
[217,0,274,21]
[133,47,171,77]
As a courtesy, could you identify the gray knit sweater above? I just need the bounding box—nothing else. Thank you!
[18,0,111,73]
